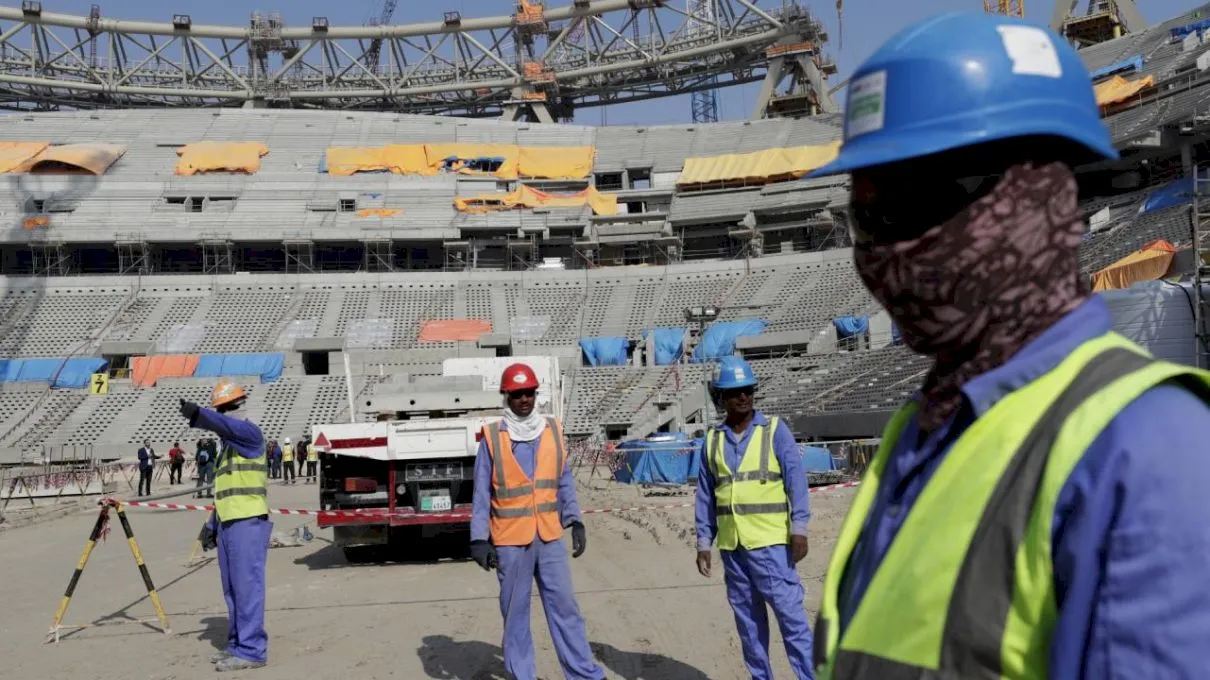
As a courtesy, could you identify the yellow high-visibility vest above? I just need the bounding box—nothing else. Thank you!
[281,444,293,462]
[814,332,1210,679]
[708,416,790,551]
[306,444,318,462]
[214,445,268,522]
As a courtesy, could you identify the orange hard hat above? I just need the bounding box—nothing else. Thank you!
[211,379,247,408]
[499,363,539,394]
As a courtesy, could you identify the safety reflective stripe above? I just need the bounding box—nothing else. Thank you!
[216,461,267,475]
[491,507,532,518]
[215,486,268,500]
[712,420,777,488]
[488,423,536,499]
[716,502,790,515]
[828,347,1156,678]
[759,420,773,482]
[535,480,559,489]
[536,501,559,513]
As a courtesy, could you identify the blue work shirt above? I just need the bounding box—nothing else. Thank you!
[471,421,583,543]
[695,412,811,551]
[194,407,265,527]
[835,296,1210,678]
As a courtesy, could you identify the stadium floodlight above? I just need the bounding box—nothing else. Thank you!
[21,1,41,17]
[683,305,720,323]
[172,14,191,31]
[312,16,329,32]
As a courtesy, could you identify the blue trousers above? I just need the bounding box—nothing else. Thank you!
[722,546,815,680]
[217,516,272,663]
[497,539,604,680]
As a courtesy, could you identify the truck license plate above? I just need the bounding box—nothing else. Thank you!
[422,495,452,512]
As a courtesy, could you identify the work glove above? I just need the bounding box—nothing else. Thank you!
[570,521,587,558]
[470,540,497,571]
[200,524,217,552]
[179,399,200,426]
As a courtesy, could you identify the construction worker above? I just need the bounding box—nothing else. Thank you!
[695,355,814,680]
[281,437,295,485]
[180,379,271,672]
[808,13,1210,679]
[469,363,604,680]
[304,437,318,484]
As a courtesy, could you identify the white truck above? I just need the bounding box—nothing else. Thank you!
[311,356,561,560]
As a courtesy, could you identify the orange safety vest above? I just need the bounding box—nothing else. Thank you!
[482,418,566,546]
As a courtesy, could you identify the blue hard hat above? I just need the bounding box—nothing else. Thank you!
[712,356,758,390]
[811,12,1118,177]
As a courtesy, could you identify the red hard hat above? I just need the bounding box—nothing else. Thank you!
[499,363,539,393]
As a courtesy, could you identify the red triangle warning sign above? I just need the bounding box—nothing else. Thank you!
[313,432,330,448]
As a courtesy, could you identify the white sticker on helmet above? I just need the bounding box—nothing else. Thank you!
[846,70,886,139]
[996,25,1062,78]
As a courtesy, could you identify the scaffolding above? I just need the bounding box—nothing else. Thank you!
[29,237,70,276]
[115,233,150,275]
[283,235,315,274]
[363,238,395,273]
[507,234,540,270]
[198,234,234,275]
[1185,145,1210,369]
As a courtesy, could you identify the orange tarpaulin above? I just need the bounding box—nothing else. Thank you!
[323,144,594,179]
[678,141,842,185]
[0,142,48,173]
[175,142,269,175]
[355,208,401,218]
[1091,239,1178,292]
[21,143,126,175]
[1094,75,1154,106]
[131,354,200,388]
[417,319,493,343]
[454,185,617,215]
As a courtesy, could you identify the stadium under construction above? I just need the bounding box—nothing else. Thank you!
[0,0,1207,465]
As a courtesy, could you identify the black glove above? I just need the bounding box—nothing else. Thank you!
[470,540,497,571]
[200,525,217,552]
[570,521,586,558]
[179,399,200,425]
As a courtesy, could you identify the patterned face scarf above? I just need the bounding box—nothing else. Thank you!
[853,162,1088,431]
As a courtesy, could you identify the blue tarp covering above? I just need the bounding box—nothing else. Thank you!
[892,324,902,346]
[1139,170,1209,214]
[1171,18,1210,40]
[194,353,284,383]
[579,336,629,367]
[613,434,702,485]
[643,327,687,365]
[0,357,107,388]
[801,446,838,473]
[690,319,767,363]
[1089,55,1143,80]
[833,315,870,339]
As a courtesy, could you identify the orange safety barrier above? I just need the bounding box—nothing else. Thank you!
[131,354,200,388]
[417,319,493,343]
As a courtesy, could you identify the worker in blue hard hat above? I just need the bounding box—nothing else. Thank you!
[808,12,1210,679]
[695,355,815,680]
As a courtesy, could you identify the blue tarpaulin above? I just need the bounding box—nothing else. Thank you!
[833,315,870,339]
[0,357,108,388]
[1089,55,1143,80]
[613,434,702,485]
[801,445,838,473]
[643,327,687,365]
[1171,18,1210,40]
[690,319,767,363]
[194,353,284,383]
[579,336,629,366]
[1139,171,1209,214]
[892,324,902,346]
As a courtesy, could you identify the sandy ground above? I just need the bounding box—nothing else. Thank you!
[0,471,856,680]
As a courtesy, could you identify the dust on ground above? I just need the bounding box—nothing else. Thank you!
[0,470,856,680]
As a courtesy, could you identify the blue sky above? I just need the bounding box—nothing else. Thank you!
[34,0,1210,124]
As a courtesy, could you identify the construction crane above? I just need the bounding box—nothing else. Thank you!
[984,0,1025,17]
[689,0,720,123]
[365,0,399,73]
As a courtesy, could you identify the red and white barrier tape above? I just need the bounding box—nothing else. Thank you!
[115,480,860,519]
